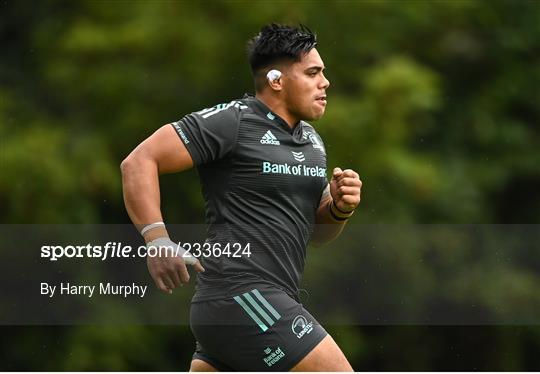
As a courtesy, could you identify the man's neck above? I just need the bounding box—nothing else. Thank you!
[255,92,298,128]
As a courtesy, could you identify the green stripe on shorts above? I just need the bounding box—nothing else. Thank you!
[251,289,281,320]
[233,295,268,332]
[243,292,275,327]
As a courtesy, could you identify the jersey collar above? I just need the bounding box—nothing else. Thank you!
[243,93,295,134]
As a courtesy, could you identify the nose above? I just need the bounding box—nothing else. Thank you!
[320,72,330,89]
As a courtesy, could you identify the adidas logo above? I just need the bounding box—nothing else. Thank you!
[292,151,305,162]
[260,130,280,145]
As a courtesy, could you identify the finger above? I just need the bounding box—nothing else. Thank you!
[336,186,360,197]
[156,278,172,294]
[341,194,361,206]
[332,167,343,178]
[341,169,359,179]
[177,264,191,284]
[162,274,176,290]
[193,260,205,273]
[175,267,185,287]
[169,265,182,287]
[182,252,197,265]
[337,177,362,187]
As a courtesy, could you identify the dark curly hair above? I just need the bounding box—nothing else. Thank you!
[247,23,317,90]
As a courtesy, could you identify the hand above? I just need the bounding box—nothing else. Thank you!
[330,167,362,213]
[146,237,205,294]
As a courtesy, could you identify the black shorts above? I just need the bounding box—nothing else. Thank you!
[190,285,327,371]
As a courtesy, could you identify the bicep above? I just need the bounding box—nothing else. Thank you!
[133,124,194,174]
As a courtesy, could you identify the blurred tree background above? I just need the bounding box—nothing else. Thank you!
[1,0,539,370]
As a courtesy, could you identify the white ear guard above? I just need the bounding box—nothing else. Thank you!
[266,69,282,82]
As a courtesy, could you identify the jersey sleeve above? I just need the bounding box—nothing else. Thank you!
[170,103,241,166]
[306,124,330,199]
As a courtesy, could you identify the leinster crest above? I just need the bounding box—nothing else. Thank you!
[309,133,325,152]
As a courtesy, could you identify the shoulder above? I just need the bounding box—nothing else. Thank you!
[189,99,249,123]
[300,121,317,133]
[171,99,250,164]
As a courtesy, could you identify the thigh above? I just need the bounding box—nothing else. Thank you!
[190,286,329,371]
[290,334,353,372]
[191,340,233,372]
[190,359,219,372]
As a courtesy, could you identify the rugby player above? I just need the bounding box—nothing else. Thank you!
[121,23,362,371]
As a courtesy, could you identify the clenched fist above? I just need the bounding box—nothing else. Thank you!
[330,167,362,213]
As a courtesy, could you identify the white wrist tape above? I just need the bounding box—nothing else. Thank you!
[145,237,197,265]
[140,221,165,236]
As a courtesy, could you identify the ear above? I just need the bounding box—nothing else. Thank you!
[266,69,283,91]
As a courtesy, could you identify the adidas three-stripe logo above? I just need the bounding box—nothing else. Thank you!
[260,130,280,145]
[233,289,282,332]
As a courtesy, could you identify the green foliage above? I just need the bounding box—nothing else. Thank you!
[1,0,539,370]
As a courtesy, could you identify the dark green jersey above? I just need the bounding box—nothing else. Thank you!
[172,94,328,302]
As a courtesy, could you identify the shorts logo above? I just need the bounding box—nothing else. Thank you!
[260,130,280,145]
[263,347,285,367]
[291,315,314,339]
[233,289,282,332]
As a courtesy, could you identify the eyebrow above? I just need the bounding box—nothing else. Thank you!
[304,65,325,73]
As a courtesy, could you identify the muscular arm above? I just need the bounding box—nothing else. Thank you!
[311,168,362,245]
[311,186,347,245]
[121,124,193,239]
[121,124,203,293]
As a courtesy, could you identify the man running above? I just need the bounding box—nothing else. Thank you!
[121,23,362,371]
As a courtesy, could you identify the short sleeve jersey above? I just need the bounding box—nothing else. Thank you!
[171,94,328,302]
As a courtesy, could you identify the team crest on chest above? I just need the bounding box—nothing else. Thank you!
[308,133,325,153]
[302,129,325,154]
